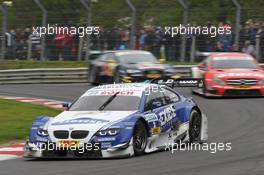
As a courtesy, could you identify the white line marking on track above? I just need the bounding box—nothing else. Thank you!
[0,155,19,161]
[0,147,24,151]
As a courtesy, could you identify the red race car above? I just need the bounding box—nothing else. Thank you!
[191,52,264,97]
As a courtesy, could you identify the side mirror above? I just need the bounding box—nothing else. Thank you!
[152,101,162,110]
[62,102,71,110]
[159,58,166,63]
[197,63,206,70]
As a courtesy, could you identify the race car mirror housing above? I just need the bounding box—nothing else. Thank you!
[197,63,206,69]
[62,102,71,110]
[159,58,166,63]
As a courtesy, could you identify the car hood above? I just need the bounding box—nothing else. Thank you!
[48,110,137,132]
[123,62,166,70]
[213,69,264,80]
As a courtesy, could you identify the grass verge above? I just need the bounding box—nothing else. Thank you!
[0,99,60,144]
[0,60,195,70]
[0,60,87,70]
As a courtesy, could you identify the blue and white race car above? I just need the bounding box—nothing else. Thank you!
[24,81,208,158]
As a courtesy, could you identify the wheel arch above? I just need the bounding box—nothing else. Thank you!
[134,117,151,137]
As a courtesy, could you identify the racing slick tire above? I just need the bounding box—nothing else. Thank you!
[133,120,148,156]
[202,77,207,94]
[189,110,202,143]
[114,72,121,83]
[202,77,211,98]
[88,66,99,86]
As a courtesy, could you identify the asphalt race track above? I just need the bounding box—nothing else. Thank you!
[1,84,264,175]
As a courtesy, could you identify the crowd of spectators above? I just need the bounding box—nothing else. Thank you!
[2,19,264,62]
[197,20,264,60]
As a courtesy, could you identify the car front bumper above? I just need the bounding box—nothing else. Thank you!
[24,140,134,159]
[194,84,264,97]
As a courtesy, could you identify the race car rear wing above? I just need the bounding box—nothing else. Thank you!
[148,78,204,88]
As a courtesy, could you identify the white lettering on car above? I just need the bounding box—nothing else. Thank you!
[158,105,176,126]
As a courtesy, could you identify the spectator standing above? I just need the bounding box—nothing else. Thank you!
[139,29,147,50]
[144,28,155,53]
[259,22,264,61]
[242,40,255,57]
[30,30,41,60]
[217,22,232,52]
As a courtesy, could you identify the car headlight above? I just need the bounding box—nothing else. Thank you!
[213,77,225,85]
[37,128,49,137]
[259,79,264,84]
[96,128,121,136]
[126,69,141,74]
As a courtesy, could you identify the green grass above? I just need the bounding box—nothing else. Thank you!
[0,60,87,70]
[0,60,195,70]
[0,99,60,144]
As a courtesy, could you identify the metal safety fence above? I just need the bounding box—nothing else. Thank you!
[0,0,264,62]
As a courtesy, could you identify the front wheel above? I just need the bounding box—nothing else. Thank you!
[114,72,121,83]
[189,110,202,143]
[88,66,99,85]
[133,120,147,156]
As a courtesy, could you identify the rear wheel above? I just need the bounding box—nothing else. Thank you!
[133,120,147,156]
[189,110,202,143]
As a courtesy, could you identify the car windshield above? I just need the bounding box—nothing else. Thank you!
[212,59,258,69]
[117,52,158,64]
[69,95,140,111]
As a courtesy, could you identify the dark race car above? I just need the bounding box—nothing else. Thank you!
[88,50,179,85]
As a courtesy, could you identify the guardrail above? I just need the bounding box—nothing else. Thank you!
[0,64,263,84]
[0,68,89,84]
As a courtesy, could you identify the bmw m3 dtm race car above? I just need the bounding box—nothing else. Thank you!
[24,80,208,158]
